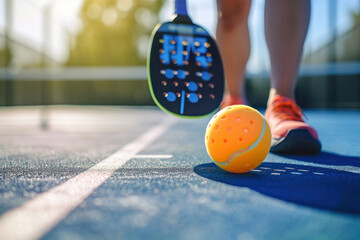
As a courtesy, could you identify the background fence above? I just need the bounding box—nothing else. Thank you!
[0,0,360,108]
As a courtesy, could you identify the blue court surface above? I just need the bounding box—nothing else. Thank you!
[0,105,359,240]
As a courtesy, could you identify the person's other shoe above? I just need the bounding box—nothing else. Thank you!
[265,94,321,154]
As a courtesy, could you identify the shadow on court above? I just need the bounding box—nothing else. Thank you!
[194,153,360,215]
[280,151,360,167]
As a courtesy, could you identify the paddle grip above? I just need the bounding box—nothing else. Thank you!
[174,0,188,15]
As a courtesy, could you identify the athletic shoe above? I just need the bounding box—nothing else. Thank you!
[265,94,321,154]
[220,94,246,109]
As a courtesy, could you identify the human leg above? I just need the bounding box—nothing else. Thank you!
[264,0,321,154]
[265,0,310,102]
[216,0,251,106]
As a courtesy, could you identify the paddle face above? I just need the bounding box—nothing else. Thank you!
[148,21,224,118]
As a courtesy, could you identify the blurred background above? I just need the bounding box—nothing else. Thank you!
[0,0,359,108]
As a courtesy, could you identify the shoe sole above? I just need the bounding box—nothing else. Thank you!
[270,129,322,155]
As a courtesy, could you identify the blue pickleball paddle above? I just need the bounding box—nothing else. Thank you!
[147,0,224,118]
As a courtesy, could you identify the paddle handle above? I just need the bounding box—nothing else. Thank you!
[175,0,188,15]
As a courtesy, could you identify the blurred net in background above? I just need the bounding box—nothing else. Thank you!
[0,0,359,108]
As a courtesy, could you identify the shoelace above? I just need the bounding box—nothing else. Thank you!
[270,99,304,121]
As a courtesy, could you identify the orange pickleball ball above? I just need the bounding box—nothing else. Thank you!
[205,105,271,173]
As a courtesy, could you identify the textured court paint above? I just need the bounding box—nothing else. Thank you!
[0,117,176,240]
[1,107,360,240]
[133,155,173,159]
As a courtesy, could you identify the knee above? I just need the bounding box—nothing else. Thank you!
[217,0,251,29]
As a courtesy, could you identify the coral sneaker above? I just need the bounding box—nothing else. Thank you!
[220,94,246,110]
[265,95,321,154]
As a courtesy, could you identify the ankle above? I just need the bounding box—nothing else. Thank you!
[224,91,246,101]
[267,88,294,106]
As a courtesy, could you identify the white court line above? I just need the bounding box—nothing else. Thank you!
[0,117,176,240]
[133,154,173,159]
